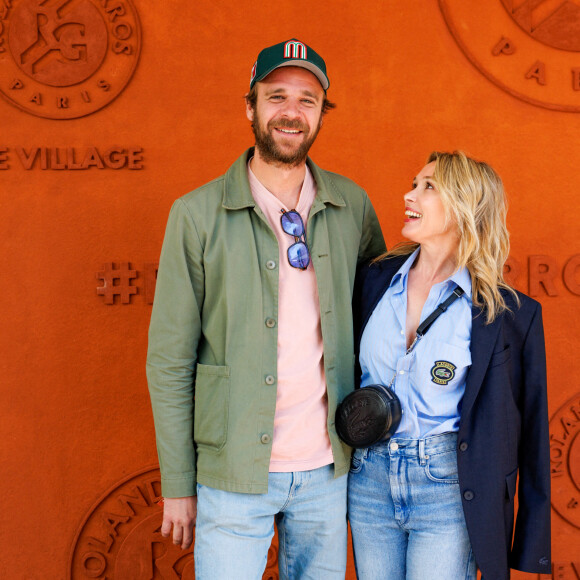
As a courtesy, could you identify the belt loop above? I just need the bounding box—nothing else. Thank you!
[419,439,426,466]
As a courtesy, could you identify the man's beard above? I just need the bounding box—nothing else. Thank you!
[251,112,322,167]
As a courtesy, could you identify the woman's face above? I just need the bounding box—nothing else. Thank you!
[402,161,457,248]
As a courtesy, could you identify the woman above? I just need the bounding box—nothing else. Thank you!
[347,152,550,580]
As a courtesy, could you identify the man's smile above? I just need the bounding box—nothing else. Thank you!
[275,127,302,135]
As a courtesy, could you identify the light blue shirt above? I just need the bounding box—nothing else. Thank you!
[359,249,473,438]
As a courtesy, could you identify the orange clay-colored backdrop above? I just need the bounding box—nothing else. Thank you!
[0,1,578,578]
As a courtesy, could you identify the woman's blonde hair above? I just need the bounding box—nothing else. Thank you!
[377,151,518,322]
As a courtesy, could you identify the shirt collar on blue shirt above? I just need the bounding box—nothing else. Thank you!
[390,247,472,299]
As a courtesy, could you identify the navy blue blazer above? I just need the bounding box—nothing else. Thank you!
[353,255,551,580]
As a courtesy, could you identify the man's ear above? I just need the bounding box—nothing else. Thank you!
[245,97,254,122]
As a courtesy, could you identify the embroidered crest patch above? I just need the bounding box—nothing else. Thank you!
[431,360,456,385]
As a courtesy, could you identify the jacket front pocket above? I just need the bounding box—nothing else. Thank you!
[194,363,230,451]
[489,345,511,368]
[505,467,518,501]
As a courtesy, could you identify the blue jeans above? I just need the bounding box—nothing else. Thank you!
[194,464,347,579]
[348,432,476,580]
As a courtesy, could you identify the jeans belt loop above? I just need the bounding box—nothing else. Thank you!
[419,438,427,466]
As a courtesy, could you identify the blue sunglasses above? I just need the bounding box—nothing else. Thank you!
[280,209,310,270]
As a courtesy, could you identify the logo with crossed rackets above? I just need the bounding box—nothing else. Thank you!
[0,0,141,119]
[439,0,580,112]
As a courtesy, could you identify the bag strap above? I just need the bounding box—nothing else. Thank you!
[403,285,465,357]
[416,286,465,338]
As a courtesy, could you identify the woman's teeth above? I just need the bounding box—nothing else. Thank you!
[405,210,422,218]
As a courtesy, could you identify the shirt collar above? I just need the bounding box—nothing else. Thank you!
[390,247,472,299]
[390,248,420,294]
[222,148,346,210]
[448,264,472,298]
[247,156,316,212]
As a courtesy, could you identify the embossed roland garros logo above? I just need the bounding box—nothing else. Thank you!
[68,467,195,579]
[0,0,141,119]
[69,467,280,579]
[502,0,580,51]
[549,393,580,531]
[439,0,580,112]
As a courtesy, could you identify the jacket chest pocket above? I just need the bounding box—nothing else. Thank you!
[194,363,231,451]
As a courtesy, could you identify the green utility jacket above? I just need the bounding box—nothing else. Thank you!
[147,149,386,497]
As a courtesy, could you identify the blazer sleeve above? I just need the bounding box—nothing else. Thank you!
[510,302,551,573]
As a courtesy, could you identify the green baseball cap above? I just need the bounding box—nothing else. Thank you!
[250,39,329,91]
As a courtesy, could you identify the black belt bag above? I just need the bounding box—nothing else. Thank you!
[336,285,464,449]
[335,384,402,448]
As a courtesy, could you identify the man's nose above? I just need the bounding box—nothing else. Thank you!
[280,98,301,118]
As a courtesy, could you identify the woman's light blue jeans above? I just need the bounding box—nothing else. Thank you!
[348,432,477,580]
[194,464,347,579]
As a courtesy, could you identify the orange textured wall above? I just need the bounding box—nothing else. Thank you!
[0,1,578,578]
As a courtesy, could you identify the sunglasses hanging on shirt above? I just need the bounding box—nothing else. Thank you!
[280,209,310,270]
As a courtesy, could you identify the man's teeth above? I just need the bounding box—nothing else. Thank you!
[405,210,422,218]
[278,128,300,134]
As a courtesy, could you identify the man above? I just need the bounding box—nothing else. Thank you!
[147,38,385,579]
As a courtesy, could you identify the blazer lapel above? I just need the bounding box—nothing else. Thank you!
[461,306,503,420]
[358,257,406,344]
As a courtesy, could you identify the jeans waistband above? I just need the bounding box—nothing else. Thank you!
[373,432,458,458]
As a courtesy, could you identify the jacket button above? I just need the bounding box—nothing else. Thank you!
[265,375,275,385]
[265,318,276,328]
[459,442,468,452]
[266,260,276,270]
[260,433,271,444]
[463,490,475,501]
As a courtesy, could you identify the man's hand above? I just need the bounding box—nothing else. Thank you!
[161,496,198,550]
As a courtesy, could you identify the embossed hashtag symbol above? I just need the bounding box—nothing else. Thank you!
[96,262,138,304]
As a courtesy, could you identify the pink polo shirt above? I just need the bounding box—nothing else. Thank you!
[248,162,333,472]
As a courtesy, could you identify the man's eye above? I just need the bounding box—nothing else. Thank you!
[302,99,315,105]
